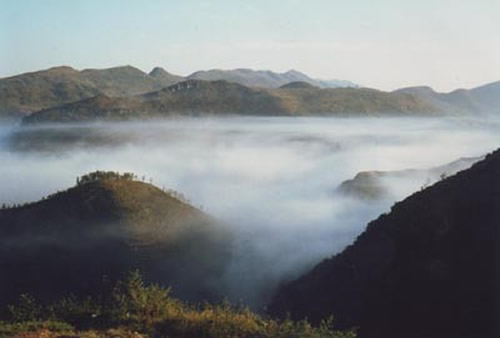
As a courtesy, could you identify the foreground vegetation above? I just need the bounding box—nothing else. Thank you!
[0,272,356,338]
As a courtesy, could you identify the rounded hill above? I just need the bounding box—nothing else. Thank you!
[0,171,232,304]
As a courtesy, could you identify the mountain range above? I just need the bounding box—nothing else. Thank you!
[22,79,439,123]
[187,68,358,89]
[0,66,181,118]
[0,66,355,119]
[395,81,500,115]
[269,148,500,337]
[1,65,498,122]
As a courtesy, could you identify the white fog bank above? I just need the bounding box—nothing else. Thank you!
[1,116,499,307]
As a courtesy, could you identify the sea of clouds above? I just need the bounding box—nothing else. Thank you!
[1,116,499,308]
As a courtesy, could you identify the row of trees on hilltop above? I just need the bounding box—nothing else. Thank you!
[1,203,29,210]
[76,171,137,186]
[1,171,198,211]
[75,171,195,205]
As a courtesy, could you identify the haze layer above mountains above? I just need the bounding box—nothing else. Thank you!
[1,65,498,122]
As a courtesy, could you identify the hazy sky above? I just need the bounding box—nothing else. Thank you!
[1,0,499,91]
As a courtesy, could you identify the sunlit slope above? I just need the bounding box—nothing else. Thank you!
[0,66,182,118]
[269,149,500,337]
[3,65,499,121]
[394,81,500,115]
[0,173,231,304]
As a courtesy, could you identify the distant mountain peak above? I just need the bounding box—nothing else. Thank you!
[146,67,183,87]
[284,69,305,76]
[149,66,169,77]
[45,65,79,73]
[81,65,146,75]
[233,68,255,73]
[397,85,436,92]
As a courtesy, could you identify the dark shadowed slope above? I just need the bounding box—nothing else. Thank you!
[269,149,500,338]
[279,81,319,89]
[22,80,439,123]
[0,172,232,305]
[21,94,145,123]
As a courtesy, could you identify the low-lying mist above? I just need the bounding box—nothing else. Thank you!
[1,116,499,309]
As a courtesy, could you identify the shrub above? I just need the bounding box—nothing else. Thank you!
[0,320,74,337]
[7,294,41,322]
[3,272,356,337]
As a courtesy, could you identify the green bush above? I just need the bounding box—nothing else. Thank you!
[0,320,74,337]
[4,271,356,337]
[7,294,41,322]
[107,270,182,330]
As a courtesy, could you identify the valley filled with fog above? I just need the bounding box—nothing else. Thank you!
[1,116,499,308]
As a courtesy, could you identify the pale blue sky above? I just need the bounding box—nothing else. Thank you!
[1,0,499,91]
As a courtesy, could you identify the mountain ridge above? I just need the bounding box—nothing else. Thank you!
[338,156,482,200]
[2,65,499,121]
[268,149,500,337]
[394,82,500,114]
[22,79,440,123]
[186,68,358,89]
[0,65,183,117]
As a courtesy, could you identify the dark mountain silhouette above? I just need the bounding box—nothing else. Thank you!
[338,156,481,200]
[22,80,439,123]
[0,172,232,305]
[269,149,500,337]
[148,66,184,86]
